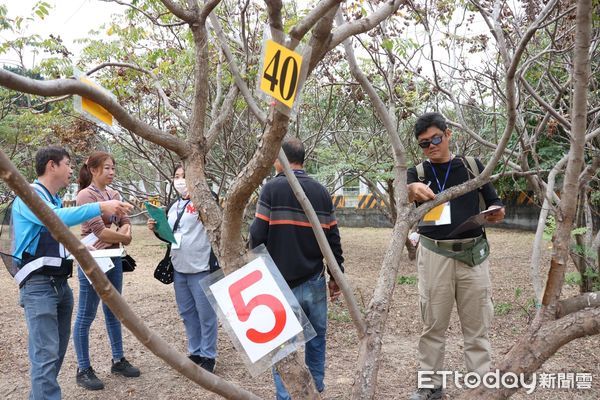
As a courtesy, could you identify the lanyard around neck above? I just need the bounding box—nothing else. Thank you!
[33,181,58,206]
[429,161,452,192]
[173,199,191,232]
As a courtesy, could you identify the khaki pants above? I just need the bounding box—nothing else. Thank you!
[417,241,494,387]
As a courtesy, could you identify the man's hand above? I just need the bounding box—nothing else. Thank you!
[408,182,436,203]
[100,200,133,217]
[484,205,505,223]
[328,279,341,301]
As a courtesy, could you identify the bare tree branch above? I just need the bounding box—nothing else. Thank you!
[219,110,288,270]
[0,69,188,155]
[520,77,571,130]
[541,0,592,309]
[306,6,338,73]
[464,307,600,399]
[206,84,238,148]
[277,146,366,337]
[159,0,196,22]
[288,0,344,47]
[557,292,600,318]
[85,62,189,126]
[265,0,285,43]
[208,12,267,123]
[200,0,222,22]
[329,0,404,51]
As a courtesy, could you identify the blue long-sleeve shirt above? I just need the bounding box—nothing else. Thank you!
[11,181,101,260]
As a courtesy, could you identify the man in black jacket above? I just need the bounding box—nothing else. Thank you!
[249,137,344,399]
[407,112,505,400]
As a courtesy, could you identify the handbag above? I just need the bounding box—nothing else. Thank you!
[121,254,137,272]
[153,200,188,284]
[153,246,173,284]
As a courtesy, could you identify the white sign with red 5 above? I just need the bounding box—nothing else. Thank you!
[209,257,303,363]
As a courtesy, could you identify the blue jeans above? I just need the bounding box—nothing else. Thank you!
[274,273,328,399]
[73,257,124,369]
[174,270,218,358]
[19,274,73,400]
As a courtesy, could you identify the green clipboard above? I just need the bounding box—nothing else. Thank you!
[145,202,177,244]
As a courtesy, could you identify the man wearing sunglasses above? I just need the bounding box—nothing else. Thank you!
[406,112,505,400]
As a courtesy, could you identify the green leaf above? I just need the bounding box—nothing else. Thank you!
[564,272,581,286]
[381,38,393,52]
[514,287,522,299]
[397,275,417,285]
[543,215,556,241]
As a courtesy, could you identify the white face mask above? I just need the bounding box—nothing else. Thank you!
[173,178,188,197]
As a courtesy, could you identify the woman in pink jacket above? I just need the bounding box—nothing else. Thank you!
[73,151,140,391]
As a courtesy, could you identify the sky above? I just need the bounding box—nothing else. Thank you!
[1,0,117,67]
[2,1,495,70]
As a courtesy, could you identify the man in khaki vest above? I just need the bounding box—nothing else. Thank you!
[407,112,505,400]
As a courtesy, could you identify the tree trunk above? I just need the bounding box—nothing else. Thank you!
[351,218,411,399]
[462,1,595,398]
[275,353,321,400]
[529,197,550,303]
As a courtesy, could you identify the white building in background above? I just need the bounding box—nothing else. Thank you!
[62,183,78,202]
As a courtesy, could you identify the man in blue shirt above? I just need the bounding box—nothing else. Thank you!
[12,146,131,400]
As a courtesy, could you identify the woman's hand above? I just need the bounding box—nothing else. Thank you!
[118,224,133,245]
[147,218,157,232]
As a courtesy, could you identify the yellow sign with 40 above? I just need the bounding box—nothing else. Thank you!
[259,40,303,108]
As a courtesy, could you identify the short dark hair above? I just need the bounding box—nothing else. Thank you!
[35,146,70,177]
[414,112,448,138]
[282,137,305,165]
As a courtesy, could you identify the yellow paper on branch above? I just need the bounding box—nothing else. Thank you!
[80,77,113,126]
[423,204,445,221]
[73,69,116,130]
[420,202,452,226]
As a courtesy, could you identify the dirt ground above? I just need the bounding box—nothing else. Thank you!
[0,226,598,399]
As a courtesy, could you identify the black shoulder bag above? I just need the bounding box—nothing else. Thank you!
[121,254,137,272]
[153,200,189,284]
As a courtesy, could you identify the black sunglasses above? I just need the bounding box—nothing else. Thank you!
[418,134,444,149]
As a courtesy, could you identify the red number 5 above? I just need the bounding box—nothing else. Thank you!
[229,270,287,344]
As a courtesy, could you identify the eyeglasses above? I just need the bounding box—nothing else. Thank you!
[418,134,444,149]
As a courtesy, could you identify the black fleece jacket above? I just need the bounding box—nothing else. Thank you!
[407,157,503,240]
[249,170,344,288]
